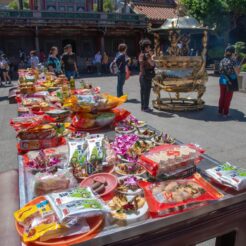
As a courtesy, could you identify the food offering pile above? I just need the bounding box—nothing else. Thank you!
[12,68,245,246]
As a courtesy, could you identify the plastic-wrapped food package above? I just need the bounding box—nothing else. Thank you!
[139,144,204,176]
[10,114,55,132]
[33,169,78,196]
[17,124,57,140]
[14,199,90,242]
[23,145,68,168]
[45,187,108,227]
[206,162,246,191]
[139,173,223,218]
[69,135,116,179]
[18,136,66,152]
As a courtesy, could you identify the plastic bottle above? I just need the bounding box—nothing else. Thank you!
[70,76,75,90]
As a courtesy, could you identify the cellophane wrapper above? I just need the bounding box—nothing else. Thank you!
[139,144,205,176]
[138,173,223,218]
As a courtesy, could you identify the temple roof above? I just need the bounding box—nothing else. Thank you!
[131,4,176,21]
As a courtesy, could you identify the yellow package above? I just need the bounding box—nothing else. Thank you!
[14,200,53,227]
[23,220,61,242]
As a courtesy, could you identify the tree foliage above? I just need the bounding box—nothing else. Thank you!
[8,0,29,10]
[181,0,246,37]
[103,0,114,12]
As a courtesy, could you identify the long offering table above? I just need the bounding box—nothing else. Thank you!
[18,128,246,246]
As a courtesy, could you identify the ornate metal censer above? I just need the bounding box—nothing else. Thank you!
[151,16,208,111]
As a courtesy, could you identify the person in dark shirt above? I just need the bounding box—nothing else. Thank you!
[139,39,155,112]
[61,44,78,80]
[115,43,129,97]
[47,46,61,75]
[218,46,240,117]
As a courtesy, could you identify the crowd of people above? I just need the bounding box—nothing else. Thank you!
[0,41,242,117]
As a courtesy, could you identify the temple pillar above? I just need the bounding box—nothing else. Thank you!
[97,0,103,12]
[19,0,23,10]
[100,34,105,54]
[35,26,40,52]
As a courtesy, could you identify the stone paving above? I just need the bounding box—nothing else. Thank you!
[0,74,246,172]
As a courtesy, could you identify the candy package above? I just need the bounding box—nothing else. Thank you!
[45,187,108,227]
[206,162,246,191]
[18,136,66,152]
[14,199,89,242]
[139,173,223,217]
[139,144,204,176]
[33,169,78,196]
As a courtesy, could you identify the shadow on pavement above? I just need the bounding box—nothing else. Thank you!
[148,110,175,118]
[126,99,141,104]
[174,105,246,122]
[0,96,9,102]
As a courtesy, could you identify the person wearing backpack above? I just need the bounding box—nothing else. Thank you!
[115,43,129,97]
[139,39,155,112]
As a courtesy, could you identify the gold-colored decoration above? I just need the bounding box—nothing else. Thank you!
[152,29,208,111]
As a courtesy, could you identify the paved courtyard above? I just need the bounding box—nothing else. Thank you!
[0,74,246,174]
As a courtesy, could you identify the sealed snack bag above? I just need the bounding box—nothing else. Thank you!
[45,187,108,227]
[206,162,246,191]
[139,173,223,218]
[10,114,55,132]
[33,169,78,196]
[14,199,89,242]
[69,139,90,179]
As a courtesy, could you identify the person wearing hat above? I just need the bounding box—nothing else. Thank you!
[138,39,155,112]
[218,46,240,117]
[61,44,78,80]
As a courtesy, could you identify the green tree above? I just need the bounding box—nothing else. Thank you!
[8,0,29,10]
[181,0,246,42]
[103,0,114,12]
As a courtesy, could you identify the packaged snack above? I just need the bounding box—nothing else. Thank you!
[139,173,223,217]
[18,136,65,152]
[46,187,108,227]
[14,199,54,228]
[14,199,90,242]
[34,169,78,196]
[140,144,204,176]
[86,134,106,164]
[69,139,90,179]
[10,114,55,132]
[206,162,246,191]
[69,135,116,179]
[17,124,57,140]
